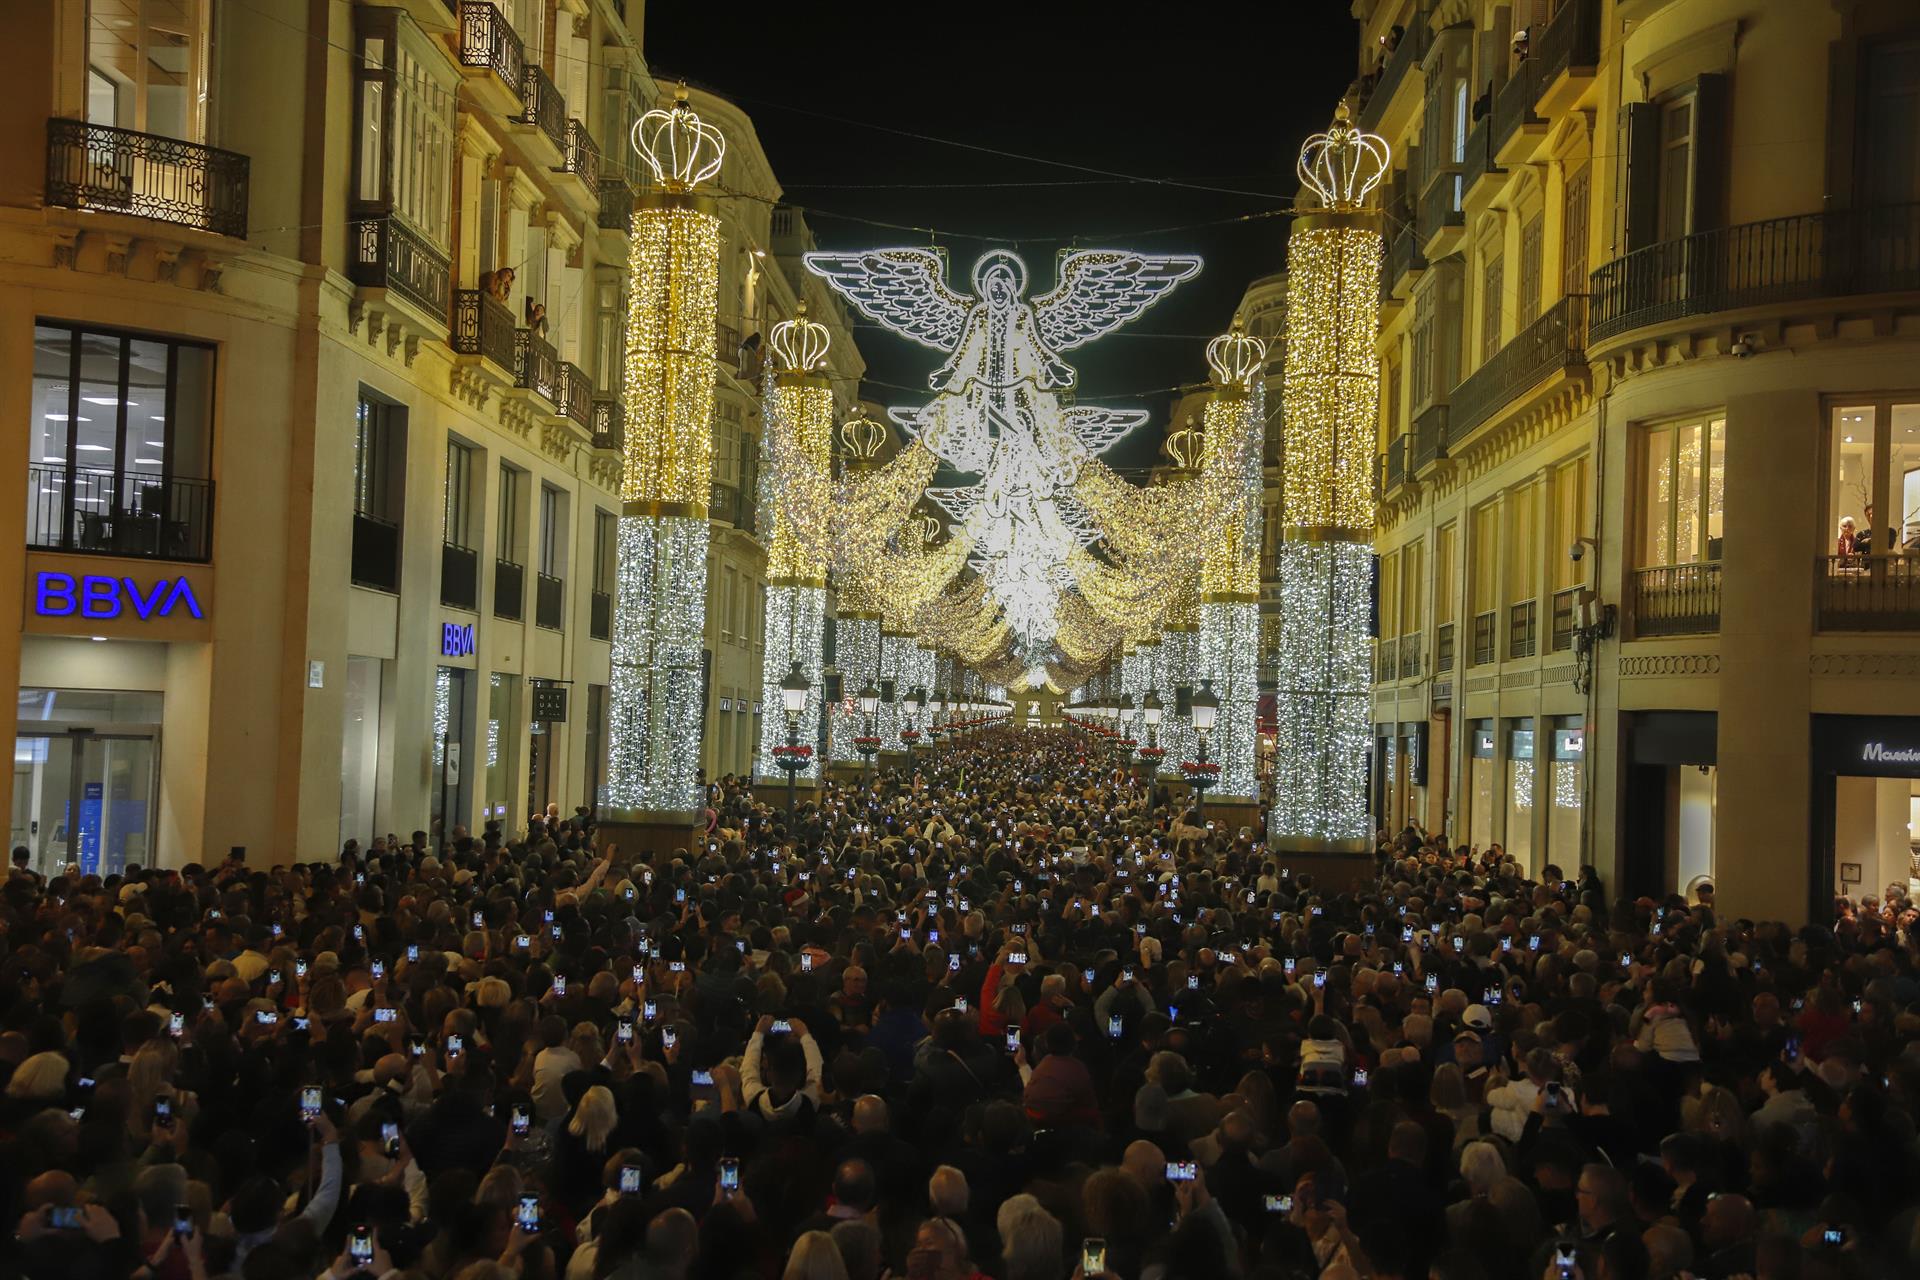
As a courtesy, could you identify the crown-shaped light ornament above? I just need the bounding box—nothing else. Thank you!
[838,408,888,464]
[1164,416,1205,470]
[768,301,831,374]
[1205,325,1267,391]
[631,85,726,192]
[1296,103,1391,213]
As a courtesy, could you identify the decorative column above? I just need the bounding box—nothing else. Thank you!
[602,91,726,852]
[1271,106,1389,860]
[755,307,834,789]
[1197,327,1268,823]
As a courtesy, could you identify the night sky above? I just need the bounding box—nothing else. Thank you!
[645,2,1359,468]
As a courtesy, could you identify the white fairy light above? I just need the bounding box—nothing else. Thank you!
[830,614,882,763]
[757,584,826,780]
[631,86,726,191]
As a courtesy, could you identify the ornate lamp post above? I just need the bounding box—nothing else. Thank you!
[901,685,923,767]
[776,661,811,821]
[1114,692,1137,767]
[1185,678,1221,826]
[1139,689,1166,773]
[856,680,881,778]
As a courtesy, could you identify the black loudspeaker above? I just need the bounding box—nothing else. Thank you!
[1174,685,1193,717]
[823,671,844,704]
[880,679,896,703]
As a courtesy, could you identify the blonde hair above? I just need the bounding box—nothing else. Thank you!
[782,1230,850,1280]
[125,1040,180,1138]
[568,1084,617,1152]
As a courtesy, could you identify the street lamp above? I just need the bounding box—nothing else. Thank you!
[777,661,810,821]
[1187,678,1220,826]
[1114,692,1135,767]
[902,684,923,767]
[856,680,880,779]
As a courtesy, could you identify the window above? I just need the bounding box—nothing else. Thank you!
[1380,551,1401,645]
[1864,39,1920,205]
[1471,502,1498,663]
[498,464,524,563]
[1479,246,1504,364]
[538,484,565,577]
[352,11,457,245]
[27,323,216,559]
[1550,456,1592,592]
[1826,401,1920,555]
[1562,165,1590,297]
[1639,415,1725,566]
[445,439,475,547]
[1401,538,1424,637]
[592,509,616,593]
[1384,360,1402,439]
[720,566,737,641]
[1507,481,1539,606]
[354,395,404,522]
[1658,100,1694,243]
[1411,284,1436,407]
[1434,522,1457,625]
[594,271,624,394]
[1517,212,1544,329]
[1505,719,1536,873]
[478,177,502,279]
[87,0,211,141]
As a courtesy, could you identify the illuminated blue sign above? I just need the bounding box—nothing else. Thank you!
[442,622,476,657]
[34,572,204,621]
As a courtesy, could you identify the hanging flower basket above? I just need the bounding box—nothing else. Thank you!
[1179,760,1220,778]
[899,729,921,743]
[1116,739,1138,752]
[772,744,813,763]
[1137,746,1166,762]
[852,736,882,749]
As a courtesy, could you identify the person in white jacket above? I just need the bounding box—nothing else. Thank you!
[1485,1047,1559,1142]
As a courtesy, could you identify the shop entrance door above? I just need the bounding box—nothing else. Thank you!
[11,726,159,876]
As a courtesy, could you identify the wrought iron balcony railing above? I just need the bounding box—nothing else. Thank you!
[1399,633,1423,680]
[451,289,517,373]
[1550,587,1580,651]
[597,175,634,233]
[1531,0,1601,97]
[1472,610,1497,665]
[1816,555,1920,631]
[1588,204,1920,343]
[349,214,451,323]
[1358,16,1430,132]
[561,118,601,190]
[1411,402,1450,471]
[1384,215,1426,299]
[1450,294,1586,438]
[514,327,559,403]
[590,397,625,452]
[457,2,525,95]
[1419,168,1464,248]
[1632,563,1721,637]
[516,64,566,153]
[1508,599,1538,659]
[1435,621,1455,674]
[1492,57,1543,157]
[26,463,214,562]
[554,361,592,429]
[45,118,249,238]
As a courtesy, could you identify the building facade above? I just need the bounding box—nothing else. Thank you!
[1,0,858,872]
[1350,0,1920,923]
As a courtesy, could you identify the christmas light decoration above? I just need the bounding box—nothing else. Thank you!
[807,245,1200,663]
[1196,327,1266,802]
[1271,105,1387,852]
[605,90,725,819]
[830,612,882,764]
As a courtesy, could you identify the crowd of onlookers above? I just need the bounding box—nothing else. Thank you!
[3,724,1919,1280]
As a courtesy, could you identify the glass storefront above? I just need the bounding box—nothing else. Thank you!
[1506,719,1536,872]
[1548,719,1585,871]
[431,666,471,838]
[340,657,384,852]
[13,688,162,876]
[1468,720,1495,851]
[486,673,519,823]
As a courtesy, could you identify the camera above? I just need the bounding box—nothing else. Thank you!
[1569,541,1585,563]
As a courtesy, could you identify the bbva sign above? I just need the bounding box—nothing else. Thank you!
[34,572,205,621]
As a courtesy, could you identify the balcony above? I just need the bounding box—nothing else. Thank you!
[1383,216,1426,300]
[1419,169,1464,258]
[1375,640,1399,684]
[1462,115,1502,199]
[514,64,567,157]
[558,118,601,197]
[1450,294,1587,439]
[590,397,625,453]
[1530,0,1600,115]
[590,589,612,641]
[1383,433,1412,495]
[494,558,525,620]
[441,543,479,610]
[351,513,400,593]
[1632,563,1721,637]
[1492,58,1545,164]
[716,321,742,368]
[535,572,565,630]
[1398,633,1423,680]
[597,174,634,235]
[1472,611,1497,666]
[1588,204,1920,346]
[708,480,756,531]
[45,118,249,239]
[26,464,213,561]
[1411,403,1450,473]
[1358,17,1429,133]
[1508,600,1538,659]
[451,289,516,376]
[514,328,559,404]
[1435,622,1455,674]
[348,214,451,324]
[553,361,592,430]
[1816,555,1920,631]
[1550,587,1579,652]
[455,2,526,112]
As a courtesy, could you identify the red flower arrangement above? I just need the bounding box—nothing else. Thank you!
[899,729,922,743]
[772,744,813,761]
[852,735,882,748]
[1137,746,1167,762]
[1179,760,1221,776]
[1116,738,1138,751]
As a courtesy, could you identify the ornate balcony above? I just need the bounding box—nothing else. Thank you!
[1411,403,1450,473]
[515,64,567,155]
[1531,0,1600,114]
[1450,295,1586,439]
[451,289,517,376]
[1632,563,1721,637]
[560,118,601,193]
[348,214,451,324]
[1816,555,1920,631]
[1589,204,1920,345]
[1358,16,1430,133]
[1398,633,1423,680]
[45,118,249,238]
[1508,600,1538,659]
[1383,433,1412,495]
[554,360,592,429]
[1492,57,1545,164]
[597,175,635,234]
[590,398,625,453]
[514,328,559,404]
[1419,168,1464,258]
[1383,214,1426,301]
[456,2,525,110]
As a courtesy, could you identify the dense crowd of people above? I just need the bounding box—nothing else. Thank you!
[3,725,1919,1280]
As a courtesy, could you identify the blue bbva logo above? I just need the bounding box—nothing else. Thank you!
[34,572,205,621]
[442,622,476,657]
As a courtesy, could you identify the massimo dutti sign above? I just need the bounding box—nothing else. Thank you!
[1814,715,1920,777]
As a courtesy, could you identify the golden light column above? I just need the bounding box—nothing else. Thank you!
[1271,105,1389,853]
[827,410,888,770]
[755,306,834,785]
[603,89,725,830]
